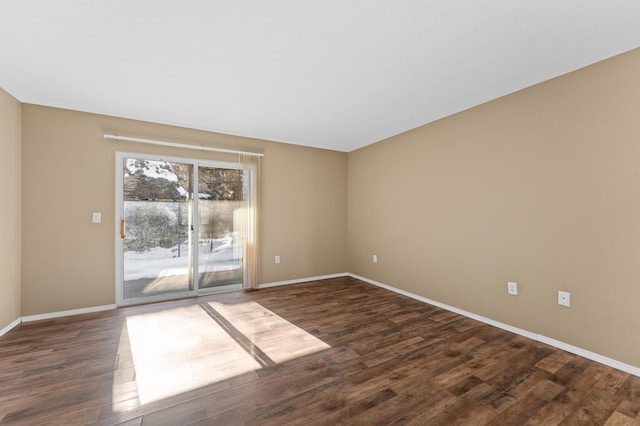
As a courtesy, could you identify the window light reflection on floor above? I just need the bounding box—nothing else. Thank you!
[205,300,331,364]
[114,301,330,408]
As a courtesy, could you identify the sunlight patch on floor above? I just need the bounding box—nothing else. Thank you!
[115,300,330,407]
[124,305,261,405]
[206,300,331,363]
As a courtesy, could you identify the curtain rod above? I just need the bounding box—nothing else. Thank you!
[103,134,264,157]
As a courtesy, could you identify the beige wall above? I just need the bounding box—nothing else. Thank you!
[11,47,640,369]
[21,105,347,315]
[0,87,22,330]
[348,48,640,367]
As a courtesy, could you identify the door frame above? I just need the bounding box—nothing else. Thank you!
[115,151,245,306]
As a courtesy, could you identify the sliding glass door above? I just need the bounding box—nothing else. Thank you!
[197,166,243,289]
[116,153,249,305]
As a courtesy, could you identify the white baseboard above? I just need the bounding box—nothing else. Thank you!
[16,274,349,324]
[0,317,22,338]
[536,335,640,377]
[8,273,637,378]
[260,273,348,289]
[21,304,117,323]
[349,273,640,378]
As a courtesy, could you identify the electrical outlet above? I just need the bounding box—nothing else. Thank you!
[558,290,571,307]
[372,254,378,263]
[507,281,518,295]
[275,255,280,264]
[92,212,102,223]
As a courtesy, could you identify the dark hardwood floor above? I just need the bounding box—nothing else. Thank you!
[1,277,639,425]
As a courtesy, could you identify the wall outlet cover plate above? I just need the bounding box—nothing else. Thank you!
[558,290,571,307]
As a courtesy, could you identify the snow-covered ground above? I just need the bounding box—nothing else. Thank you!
[124,233,241,281]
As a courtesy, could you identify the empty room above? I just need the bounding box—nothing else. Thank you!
[1,1,640,424]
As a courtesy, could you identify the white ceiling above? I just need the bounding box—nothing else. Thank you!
[1,1,639,152]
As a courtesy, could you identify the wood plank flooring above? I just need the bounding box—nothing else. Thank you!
[1,276,639,425]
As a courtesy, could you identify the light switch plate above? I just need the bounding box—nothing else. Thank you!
[92,212,102,223]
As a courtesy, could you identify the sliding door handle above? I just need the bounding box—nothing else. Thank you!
[120,219,126,239]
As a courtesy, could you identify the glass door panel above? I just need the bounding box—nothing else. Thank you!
[197,166,243,289]
[122,158,194,300]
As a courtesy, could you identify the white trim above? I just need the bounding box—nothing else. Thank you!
[349,273,640,378]
[536,335,640,377]
[105,134,264,157]
[0,317,22,338]
[10,273,637,378]
[259,273,349,289]
[115,152,124,305]
[21,304,117,323]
